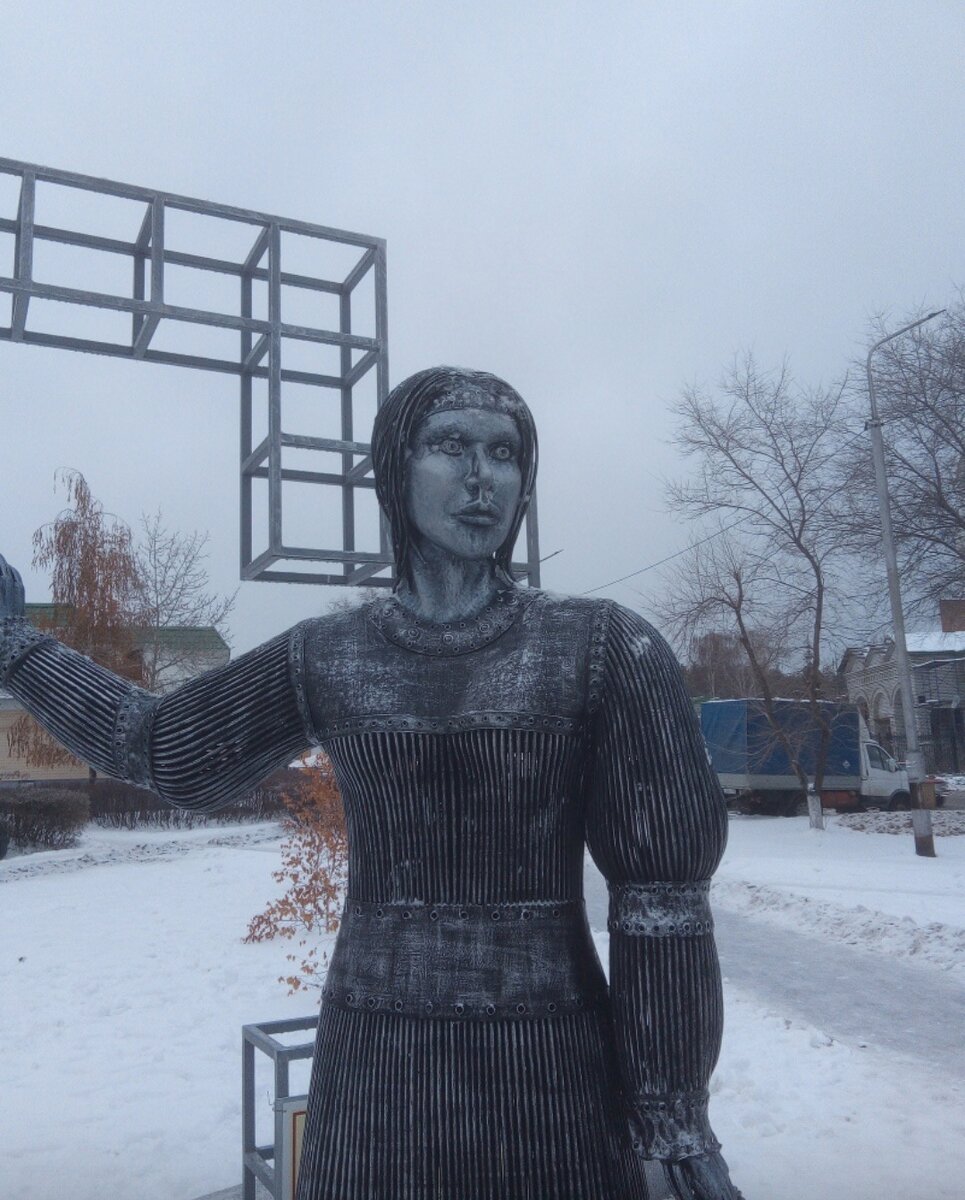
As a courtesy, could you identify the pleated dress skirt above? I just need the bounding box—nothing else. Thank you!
[295,1001,651,1200]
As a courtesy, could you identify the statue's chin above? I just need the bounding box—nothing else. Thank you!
[411,527,508,566]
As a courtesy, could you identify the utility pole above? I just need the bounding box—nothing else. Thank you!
[865,310,946,857]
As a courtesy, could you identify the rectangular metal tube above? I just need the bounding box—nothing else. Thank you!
[241,437,271,474]
[243,333,270,371]
[348,561,394,585]
[255,568,393,587]
[340,290,355,580]
[0,277,379,349]
[345,454,373,483]
[242,1036,256,1200]
[244,226,270,272]
[132,313,161,357]
[133,198,164,359]
[240,272,254,575]
[12,171,34,340]
[150,198,164,304]
[345,349,378,388]
[525,486,541,588]
[0,217,343,292]
[343,246,376,293]
[267,224,283,553]
[278,544,391,564]
[0,156,383,248]
[250,465,375,489]
[279,432,371,456]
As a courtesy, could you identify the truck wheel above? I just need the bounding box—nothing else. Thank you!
[887,792,912,812]
[780,794,808,817]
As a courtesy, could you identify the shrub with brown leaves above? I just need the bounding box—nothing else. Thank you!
[244,755,348,993]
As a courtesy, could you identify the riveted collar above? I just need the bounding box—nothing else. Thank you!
[366,585,537,656]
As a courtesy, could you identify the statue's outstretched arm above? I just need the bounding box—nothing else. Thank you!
[585,603,744,1200]
[0,555,314,812]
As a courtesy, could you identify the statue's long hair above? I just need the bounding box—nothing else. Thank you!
[371,366,538,586]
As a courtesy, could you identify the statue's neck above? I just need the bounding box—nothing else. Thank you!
[397,547,503,625]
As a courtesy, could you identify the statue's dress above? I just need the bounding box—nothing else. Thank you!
[1,588,727,1200]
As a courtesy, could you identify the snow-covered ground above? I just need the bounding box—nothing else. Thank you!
[714,813,965,975]
[1,817,963,1200]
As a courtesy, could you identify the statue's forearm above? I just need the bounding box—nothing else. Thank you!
[1,617,313,811]
[608,882,724,1161]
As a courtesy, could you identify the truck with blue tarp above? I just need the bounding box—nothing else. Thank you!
[699,698,911,815]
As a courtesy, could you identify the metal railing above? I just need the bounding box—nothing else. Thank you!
[241,1014,318,1200]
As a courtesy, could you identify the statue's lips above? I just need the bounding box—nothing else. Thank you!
[454,506,500,526]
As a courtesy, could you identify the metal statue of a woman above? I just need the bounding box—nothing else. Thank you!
[0,366,744,1200]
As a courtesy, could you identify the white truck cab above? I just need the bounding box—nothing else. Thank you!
[859,740,911,810]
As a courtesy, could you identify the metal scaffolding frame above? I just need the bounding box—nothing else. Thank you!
[242,1014,316,1200]
[0,157,542,588]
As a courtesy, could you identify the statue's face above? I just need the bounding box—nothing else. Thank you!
[404,406,523,562]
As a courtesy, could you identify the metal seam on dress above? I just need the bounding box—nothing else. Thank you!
[608,881,714,937]
[317,710,582,739]
[112,687,160,789]
[0,619,53,686]
[288,621,317,745]
[585,599,613,717]
[323,897,607,1020]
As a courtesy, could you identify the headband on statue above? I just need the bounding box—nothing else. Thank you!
[424,383,531,422]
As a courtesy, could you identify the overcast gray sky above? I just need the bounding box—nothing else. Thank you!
[1,1,962,653]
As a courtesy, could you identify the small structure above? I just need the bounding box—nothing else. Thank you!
[840,604,965,773]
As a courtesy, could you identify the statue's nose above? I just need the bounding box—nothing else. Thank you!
[466,449,494,492]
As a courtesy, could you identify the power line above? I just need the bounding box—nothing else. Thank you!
[581,519,744,595]
[581,425,872,597]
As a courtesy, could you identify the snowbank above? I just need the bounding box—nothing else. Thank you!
[714,814,965,975]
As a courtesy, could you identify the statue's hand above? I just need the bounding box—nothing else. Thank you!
[665,1151,744,1200]
[0,555,26,619]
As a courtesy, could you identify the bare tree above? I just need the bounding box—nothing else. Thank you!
[659,355,858,828]
[843,301,965,616]
[134,511,236,692]
[672,559,790,701]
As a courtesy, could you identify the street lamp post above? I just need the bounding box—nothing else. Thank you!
[865,310,945,858]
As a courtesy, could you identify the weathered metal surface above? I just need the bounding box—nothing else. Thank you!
[0,368,737,1198]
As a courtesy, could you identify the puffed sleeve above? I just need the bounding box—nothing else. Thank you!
[0,616,316,812]
[584,602,728,1162]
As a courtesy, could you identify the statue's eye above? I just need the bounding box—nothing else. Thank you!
[438,438,463,455]
[491,444,514,461]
